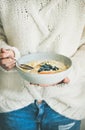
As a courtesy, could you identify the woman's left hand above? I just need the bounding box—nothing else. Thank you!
[30,77,70,87]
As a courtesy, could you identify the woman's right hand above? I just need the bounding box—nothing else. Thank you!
[0,48,16,70]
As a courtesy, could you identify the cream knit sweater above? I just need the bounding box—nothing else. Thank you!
[0,0,85,120]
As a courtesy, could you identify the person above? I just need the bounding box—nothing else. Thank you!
[0,0,85,130]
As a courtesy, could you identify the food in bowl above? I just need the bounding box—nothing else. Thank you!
[16,52,72,85]
[19,60,68,74]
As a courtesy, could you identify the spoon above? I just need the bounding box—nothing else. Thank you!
[18,63,34,70]
[10,57,34,70]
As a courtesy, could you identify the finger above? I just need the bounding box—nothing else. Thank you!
[30,82,39,86]
[1,48,7,53]
[0,57,15,64]
[63,77,70,83]
[0,58,15,68]
[6,49,15,58]
[0,48,14,59]
[6,63,16,70]
[0,51,9,59]
[39,84,51,87]
[1,62,16,70]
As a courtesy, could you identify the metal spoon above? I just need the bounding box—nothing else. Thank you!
[18,63,34,70]
[10,57,34,70]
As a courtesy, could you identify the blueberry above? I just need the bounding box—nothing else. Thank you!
[38,63,59,72]
[52,66,59,70]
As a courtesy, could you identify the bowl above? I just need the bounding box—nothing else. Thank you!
[16,52,72,85]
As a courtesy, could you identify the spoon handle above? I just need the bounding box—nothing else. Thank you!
[10,57,33,70]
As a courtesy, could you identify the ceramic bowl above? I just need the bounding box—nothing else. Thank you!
[16,52,72,85]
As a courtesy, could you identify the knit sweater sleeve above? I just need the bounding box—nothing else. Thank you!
[69,44,85,83]
[0,18,20,59]
[68,20,85,81]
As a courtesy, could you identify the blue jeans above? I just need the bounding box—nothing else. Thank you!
[0,100,81,130]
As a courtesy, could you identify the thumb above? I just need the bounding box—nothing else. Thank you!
[63,77,70,83]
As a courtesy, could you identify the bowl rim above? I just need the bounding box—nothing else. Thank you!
[16,52,72,76]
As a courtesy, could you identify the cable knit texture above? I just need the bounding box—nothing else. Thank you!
[0,0,85,120]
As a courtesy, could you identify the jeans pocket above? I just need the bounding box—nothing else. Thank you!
[58,122,75,130]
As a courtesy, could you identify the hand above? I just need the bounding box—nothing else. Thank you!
[30,77,70,87]
[0,48,15,70]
